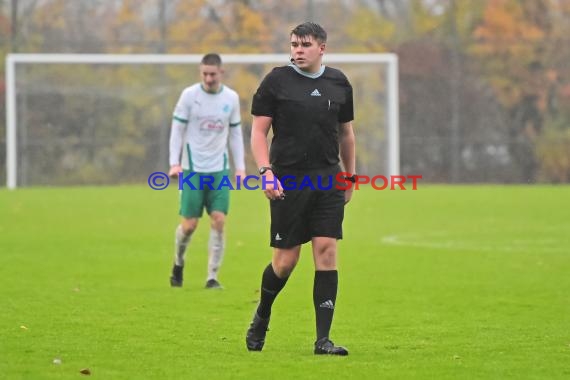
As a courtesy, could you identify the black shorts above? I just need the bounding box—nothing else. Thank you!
[269,165,345,248]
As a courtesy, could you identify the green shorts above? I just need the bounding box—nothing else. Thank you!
[179,169,230,218]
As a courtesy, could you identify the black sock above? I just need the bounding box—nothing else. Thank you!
[313,270,338,341]
[256,263,288,319]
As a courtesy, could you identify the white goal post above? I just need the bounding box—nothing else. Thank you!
[5,53,399,189]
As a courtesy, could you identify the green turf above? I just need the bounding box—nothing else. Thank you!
[1,185,569,379]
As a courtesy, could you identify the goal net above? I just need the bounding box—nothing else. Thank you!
[5,54,398,188]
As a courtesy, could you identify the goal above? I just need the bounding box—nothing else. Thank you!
[4,53,398,189]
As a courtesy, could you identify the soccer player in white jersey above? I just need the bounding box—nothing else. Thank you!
[168,53,245,289]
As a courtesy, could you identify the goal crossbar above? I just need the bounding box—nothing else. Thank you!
[5,53,399,189]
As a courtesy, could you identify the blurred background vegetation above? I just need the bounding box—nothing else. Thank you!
[1,0,570,186]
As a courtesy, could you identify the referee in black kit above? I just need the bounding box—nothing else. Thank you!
[246,22,356,355]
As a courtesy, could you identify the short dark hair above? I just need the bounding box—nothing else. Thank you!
[201,53,222,66]
[290,22,327,43]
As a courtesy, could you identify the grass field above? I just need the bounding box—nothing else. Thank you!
[1,185,569,379]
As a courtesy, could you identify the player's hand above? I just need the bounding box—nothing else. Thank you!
[234,169,246,184]
[168,164,183,179]
[262,173,284,201]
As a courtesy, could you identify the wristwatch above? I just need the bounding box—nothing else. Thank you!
[259,166,273,175]
[344,174,357,183]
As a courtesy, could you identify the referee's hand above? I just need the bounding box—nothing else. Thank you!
[262,173,284,201]
[344,187,354,204]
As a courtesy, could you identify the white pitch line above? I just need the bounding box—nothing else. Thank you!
[381,234,568,254]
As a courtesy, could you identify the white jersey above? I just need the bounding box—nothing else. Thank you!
[170,83,242,172]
